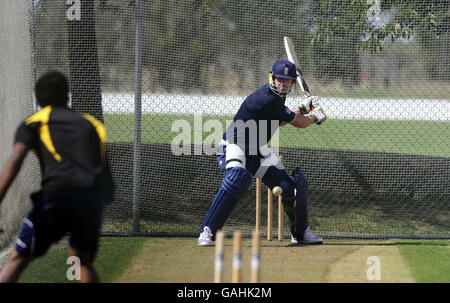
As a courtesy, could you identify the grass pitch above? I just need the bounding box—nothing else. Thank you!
[18,237,146,283]
[16,237,450,283]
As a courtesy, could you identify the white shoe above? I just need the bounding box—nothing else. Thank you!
[291,226,323,245]
[303,226,323,244]
[198,226,213,246]
[291,233,299,244]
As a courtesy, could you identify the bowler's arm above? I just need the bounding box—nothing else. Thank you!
[0,143,30,204]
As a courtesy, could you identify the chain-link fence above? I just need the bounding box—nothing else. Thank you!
[2,1,449,246]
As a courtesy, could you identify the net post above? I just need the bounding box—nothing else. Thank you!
[132,0,143,235]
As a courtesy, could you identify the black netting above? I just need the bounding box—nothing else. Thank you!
[14,0,450,239]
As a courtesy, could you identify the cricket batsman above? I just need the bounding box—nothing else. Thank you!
[198,60,326,246]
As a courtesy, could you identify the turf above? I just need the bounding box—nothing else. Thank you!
[113,238,449,283]
[104,114,450,157]
[18,244,70,283]
[18,237,146,283]
[16,237,449,283]
[113,237,361,283]
[396,240,450,283]
[327,243,415,282]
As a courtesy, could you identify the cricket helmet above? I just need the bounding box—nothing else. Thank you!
[269,60,297,95]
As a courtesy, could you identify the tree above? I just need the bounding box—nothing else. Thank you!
[67,0,103,122]
[381,0,450,81]
[311,0,450,83]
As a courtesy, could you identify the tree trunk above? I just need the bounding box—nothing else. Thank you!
[67,0,103,122]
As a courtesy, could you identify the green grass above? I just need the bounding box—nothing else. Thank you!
[105,114,450,157]
[94,237,147,282]
[18,237,146,283]
[310,209,450,236]
[18,245,70,283]
[396,240,450,283]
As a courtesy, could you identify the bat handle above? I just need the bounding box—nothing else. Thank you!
[298,105,309,114]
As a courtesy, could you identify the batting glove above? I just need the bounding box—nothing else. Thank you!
[298,96,319,114]
[310,105,327,125]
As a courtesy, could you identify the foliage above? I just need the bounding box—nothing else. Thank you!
[312,0,449,53]
[31,0,450,92]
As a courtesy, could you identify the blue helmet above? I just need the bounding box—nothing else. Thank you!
[269,60,297,95]
[272,60,297,80]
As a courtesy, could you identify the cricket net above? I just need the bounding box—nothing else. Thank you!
[1,1,448,260]
[0,0,39,266]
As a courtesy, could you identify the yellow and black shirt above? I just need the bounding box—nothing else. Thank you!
[15,105,110,191]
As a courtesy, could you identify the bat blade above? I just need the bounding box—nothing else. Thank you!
[284,36,311,97]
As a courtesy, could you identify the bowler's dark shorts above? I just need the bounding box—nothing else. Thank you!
[16,186,104,258]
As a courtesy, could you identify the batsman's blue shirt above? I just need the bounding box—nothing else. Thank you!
[223,84,296,155]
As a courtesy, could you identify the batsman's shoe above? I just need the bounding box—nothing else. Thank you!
[198,226,214,246]
[303,227,323,244]
[291,226,323,245]
[291,233,298,244]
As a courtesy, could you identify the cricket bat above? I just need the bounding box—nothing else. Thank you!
[284,36,311,98]
[284,36,324,123]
